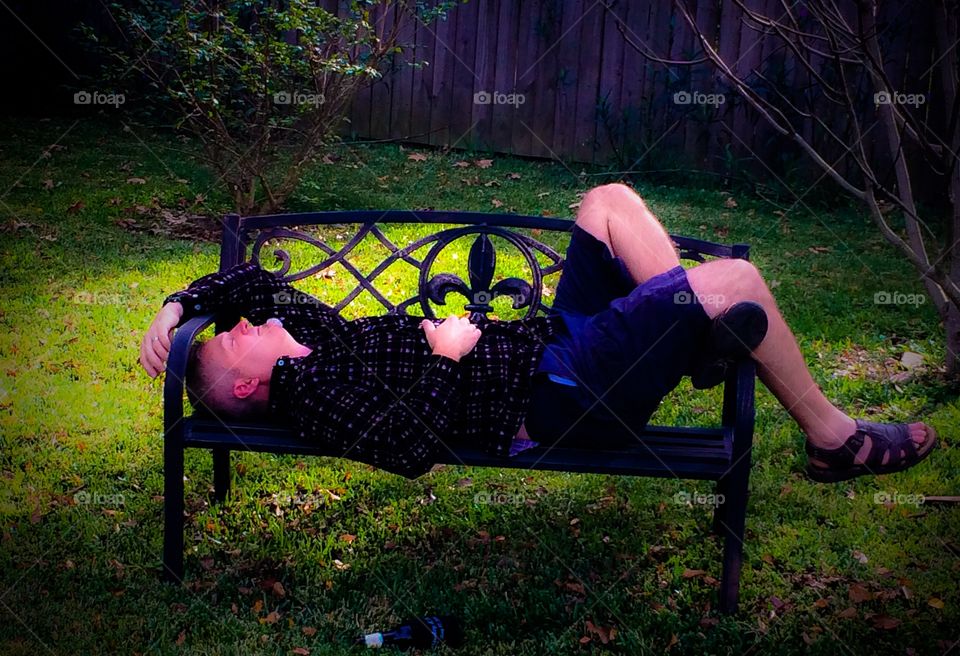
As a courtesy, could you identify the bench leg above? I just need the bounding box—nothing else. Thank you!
[213,448,231,503]
[712,476,730,535]
[717,468,749,614]
[163,439,185,583]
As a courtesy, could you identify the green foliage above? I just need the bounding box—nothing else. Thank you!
[88,0,460,214]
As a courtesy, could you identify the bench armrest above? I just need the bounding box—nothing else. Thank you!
[163,313,217,439]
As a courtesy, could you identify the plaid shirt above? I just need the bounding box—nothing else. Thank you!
[164,262,568,479]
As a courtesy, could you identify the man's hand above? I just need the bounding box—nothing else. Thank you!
[421,314,481,362]
[140,302,183,378]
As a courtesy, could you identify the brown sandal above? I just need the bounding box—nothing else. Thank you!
[805,419,938,483]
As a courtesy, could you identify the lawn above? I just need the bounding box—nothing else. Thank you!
[0,118,957,655]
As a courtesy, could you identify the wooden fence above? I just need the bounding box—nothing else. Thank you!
[340,0,939,186]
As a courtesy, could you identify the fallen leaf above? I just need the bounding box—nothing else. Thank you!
[263,611,280,624]
[407,153,428,162]
[292,648,310,655]
[871,614,902,630]
[507,172,522,180]
[724,197,738,208]
[491,198,504,208]
[584,619,617,644]
[837,606,858,619]
[928,597,945,609]
[453,161,470,168]
[848,583,873,603]
[475,159,494,168]
[302,626,318,636]
[66,200,85,214]
[42,179,55,190]
[852,550,868,564]
[340,533,356,543]
[272,581,286,598]
[126,177,147,185]
[682,569,706,579]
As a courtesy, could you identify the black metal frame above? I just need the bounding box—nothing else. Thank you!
[162,210,756,614]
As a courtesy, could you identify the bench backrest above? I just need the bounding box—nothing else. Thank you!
[217,210,749,320]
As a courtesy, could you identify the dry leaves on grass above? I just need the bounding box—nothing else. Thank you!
[581,619,617,645]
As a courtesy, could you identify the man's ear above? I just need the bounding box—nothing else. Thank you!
[232,377,261,400]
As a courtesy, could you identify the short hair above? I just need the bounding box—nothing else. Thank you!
[184,338,265,421]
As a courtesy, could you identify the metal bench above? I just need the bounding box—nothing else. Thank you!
[162,210,757,614]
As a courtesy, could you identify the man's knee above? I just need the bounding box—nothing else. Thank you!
[717,259,768,303]
[689,258,767,312]
[726,258,761,283]
[581,183,640,210]
[577,183,643,237]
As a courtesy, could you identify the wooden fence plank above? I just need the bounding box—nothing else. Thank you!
[427,4,456,147]
[470,0,500,152]
[594,1,625,163]
[409,7,437,144]
[491,0,521,154]
[553,0,585,158]
[525,0,561,159]
[510,0,541,156]
[448,0,480,148]
[388,5,417,141]
[573,2,604,163]
[368,3,396,140]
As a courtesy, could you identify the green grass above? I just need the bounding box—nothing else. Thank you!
[0,118,957,655]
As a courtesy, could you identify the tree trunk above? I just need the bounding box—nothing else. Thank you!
[946,301,960,379]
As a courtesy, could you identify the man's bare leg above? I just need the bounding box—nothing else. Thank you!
[684,259,930,464]
[573,183,680,283]
[578,184,931,467]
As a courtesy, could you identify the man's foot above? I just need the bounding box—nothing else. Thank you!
[805,420,937,483]
[691,301,768,389]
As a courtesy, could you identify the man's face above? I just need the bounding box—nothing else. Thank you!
[206,318,307,383]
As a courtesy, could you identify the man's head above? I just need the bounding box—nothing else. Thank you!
[185,318,312,420]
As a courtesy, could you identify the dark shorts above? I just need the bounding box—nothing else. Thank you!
[525,223,712,448]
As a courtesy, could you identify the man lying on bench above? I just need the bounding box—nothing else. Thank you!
[140,184,937,482]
